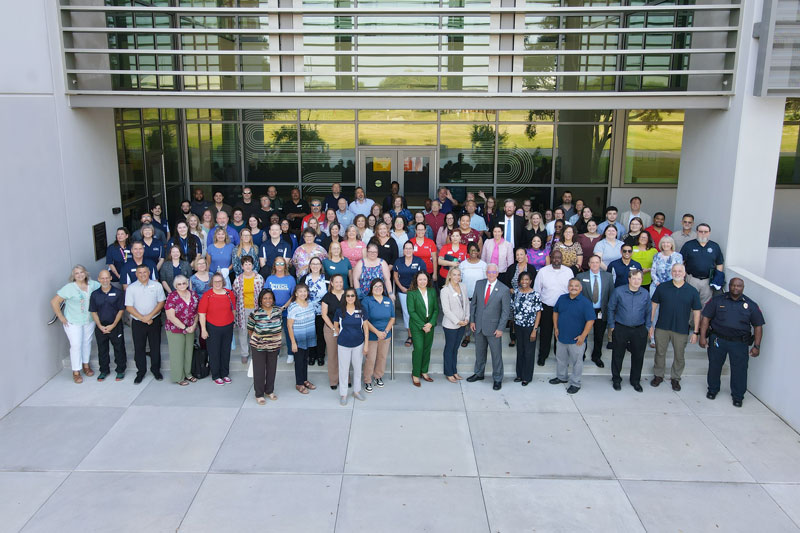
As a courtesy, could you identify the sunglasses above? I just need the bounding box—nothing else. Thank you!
[622,249,632,253]
[346,294,356,298]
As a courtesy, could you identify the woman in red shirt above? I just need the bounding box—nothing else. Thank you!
[411,222,439,283]
[199,272,237,385]
[438,229,468,287]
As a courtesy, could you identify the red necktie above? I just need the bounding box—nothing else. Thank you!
[484,282,491,305]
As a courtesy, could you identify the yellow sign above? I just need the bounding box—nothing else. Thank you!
[373,158,391,172]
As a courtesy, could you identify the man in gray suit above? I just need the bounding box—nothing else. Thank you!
[575,255,613,367]
[466,263,512,390]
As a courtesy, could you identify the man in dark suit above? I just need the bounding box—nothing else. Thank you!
[496,199,525,250]
[575,254,613,367]
[467,263,512,390]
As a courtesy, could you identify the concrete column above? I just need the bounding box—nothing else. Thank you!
[675,0,785,277]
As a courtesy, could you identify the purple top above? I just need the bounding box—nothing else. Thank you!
[164,290,199,334]
[526,246,550,271]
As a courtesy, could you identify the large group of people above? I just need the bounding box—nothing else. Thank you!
[51,186,765,408]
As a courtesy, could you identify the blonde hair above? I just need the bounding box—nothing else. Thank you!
[444,266,462,288]
[186,214,201,231]
[236,228,254,255]
[659,235,676,253]
[69,264,90,282]
[213,227,230,245]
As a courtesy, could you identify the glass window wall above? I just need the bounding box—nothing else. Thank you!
[624,109,684,184]
[778,99,800,186]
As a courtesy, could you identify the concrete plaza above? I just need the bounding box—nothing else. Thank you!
[2,335,800,532]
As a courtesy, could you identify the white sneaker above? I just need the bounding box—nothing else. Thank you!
[340,396,347,406]
[286,355,294,364]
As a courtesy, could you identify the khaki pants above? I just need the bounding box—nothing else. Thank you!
[363,337,390,383]
[686,274,713,306]
[653,328,689,380]
[323,324,340,386]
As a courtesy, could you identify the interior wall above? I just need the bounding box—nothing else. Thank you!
[0,0,121,418]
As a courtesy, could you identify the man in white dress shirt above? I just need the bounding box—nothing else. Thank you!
[533,249,574,366]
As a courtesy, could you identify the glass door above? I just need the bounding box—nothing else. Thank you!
[399,149,435,209]
[361,150,396,203]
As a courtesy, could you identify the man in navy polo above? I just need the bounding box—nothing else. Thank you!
[551,279,595,394]
[680,222,723,306]
[121,241,158,289]
[89,270,127,381]
[259,223,293,275]
[607,244,642,288]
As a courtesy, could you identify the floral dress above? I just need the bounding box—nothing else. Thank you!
[164,291,200,334]
[650,252,683,287]
[512,290,543,327]
[303,274,328,315]
[292,244,328,278]
[358,260,386,300]
[231,245,260,276]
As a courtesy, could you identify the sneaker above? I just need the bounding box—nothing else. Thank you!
[97,373,108,382]
[214,378,224,385]
[286,355,295,364]
[115,373,125,381]
[375,378,384,388]
[566,385,580,394]
[340,396,348,406]
[134,375,144,385]
[223,377,232,384]
[364,383,373,393]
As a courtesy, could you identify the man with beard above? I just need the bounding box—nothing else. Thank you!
[680,223,723,306]
[190,188,210,217]
[532,249,574,366]
[645,212,672,249]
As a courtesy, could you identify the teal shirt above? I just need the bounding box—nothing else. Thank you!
[57,280,101,325]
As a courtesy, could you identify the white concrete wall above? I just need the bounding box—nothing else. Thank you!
[728,267,800,432]
[0,0,121,418]
[769,189,800,247]
[765,248,800,295]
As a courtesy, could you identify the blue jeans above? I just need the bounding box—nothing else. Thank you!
[443,326,465,377]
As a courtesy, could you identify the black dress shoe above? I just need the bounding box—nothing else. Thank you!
[592,358,605,368]
[331,385,338,390]
[521,381,529,386]
[317,358,325,366]
[612,382,621,391]
[706,391,717,400]
[153,372,164,381]
[134,375,144,385]
[548,378,567,385]
[631,382,643,393]
[536,358,545,367]
[606,342,613,350]
[466,374,484,382]
[493,381,502,391]
[566,385,580,394]
[733,399,743,408]
[513,377,522,382]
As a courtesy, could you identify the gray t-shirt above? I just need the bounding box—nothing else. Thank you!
[124,280,166,319]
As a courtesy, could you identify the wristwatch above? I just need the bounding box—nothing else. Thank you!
[753,344,760,349]
[693,331,699,335]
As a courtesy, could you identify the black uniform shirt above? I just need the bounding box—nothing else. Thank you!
[702,293,765,338]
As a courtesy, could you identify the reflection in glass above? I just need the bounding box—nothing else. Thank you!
[301,124,356,186]
[555,124,612,184]
[242,109,299,121]
[778,123,799,185]
[498,110,555,122]
[364,154,393,200]
[440,109,496,121]
[495,187,552,215]
[358,123,437,146]
[440,124,495,184]
[244,123,299,182]
[358,110,437,121]
[553,187,608,219]
[403,155,432,208]
[187,122,240,182]
[497,125,553,184]
[624,124,683,184]
[120,127,145,203]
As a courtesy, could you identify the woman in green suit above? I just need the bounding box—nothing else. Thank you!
[406,271,439,387]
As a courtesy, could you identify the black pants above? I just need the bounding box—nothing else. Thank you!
[131,317,162,378]
[95,323,127,374]
[295,347,309,385]
[590,309,607,361]
[310,315,326,363]
[707,336,749,401]
[252,347,279,397]
[207,322,233,380]
[515,325,536,381]
[611,324,647,385]
[537,305,555,361]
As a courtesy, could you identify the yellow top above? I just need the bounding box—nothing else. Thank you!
[243,276,255,309]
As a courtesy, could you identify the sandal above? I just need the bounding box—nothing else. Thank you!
[461,337,470,348]
[404,337,413,347]
[178,380,189,386]
[72,371,83,384]
[82,364,94,377]
[304,381,316,390]
[256,397,266,405]
[447,376,458,383]
[187,376,198,383]
[296,385,309,394]
[267,393,278,401]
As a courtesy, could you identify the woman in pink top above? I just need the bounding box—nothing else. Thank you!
[341,224,367,268]
[481,225,514,273]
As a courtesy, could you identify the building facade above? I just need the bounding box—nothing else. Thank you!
[1,0,799,426]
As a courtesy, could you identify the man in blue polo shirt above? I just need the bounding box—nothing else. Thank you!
[649,263,702,391]
[121,242,158,289]
[205,210,240,248]
[551,279,595,394]
[607,244,642,288]
[680,222,723,306]
[89,270,127,381]
[259,223,294,275]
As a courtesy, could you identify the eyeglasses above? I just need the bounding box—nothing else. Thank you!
[311,203,321,207]
[487,270,498,274]
[697,229,710,234]
[274,262,285,266]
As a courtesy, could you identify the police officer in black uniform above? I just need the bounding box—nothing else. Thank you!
[699,277,765,407]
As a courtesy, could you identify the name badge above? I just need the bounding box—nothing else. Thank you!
[109,293,117,296]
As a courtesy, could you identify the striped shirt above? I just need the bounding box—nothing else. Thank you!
[287,301,317,349]
[246,307,283,351]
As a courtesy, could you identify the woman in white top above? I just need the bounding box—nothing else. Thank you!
[440,267,470,382]
[458,242,487,348]
[391,215,409,251]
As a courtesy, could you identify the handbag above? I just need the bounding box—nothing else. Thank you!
[191,345,210,379]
